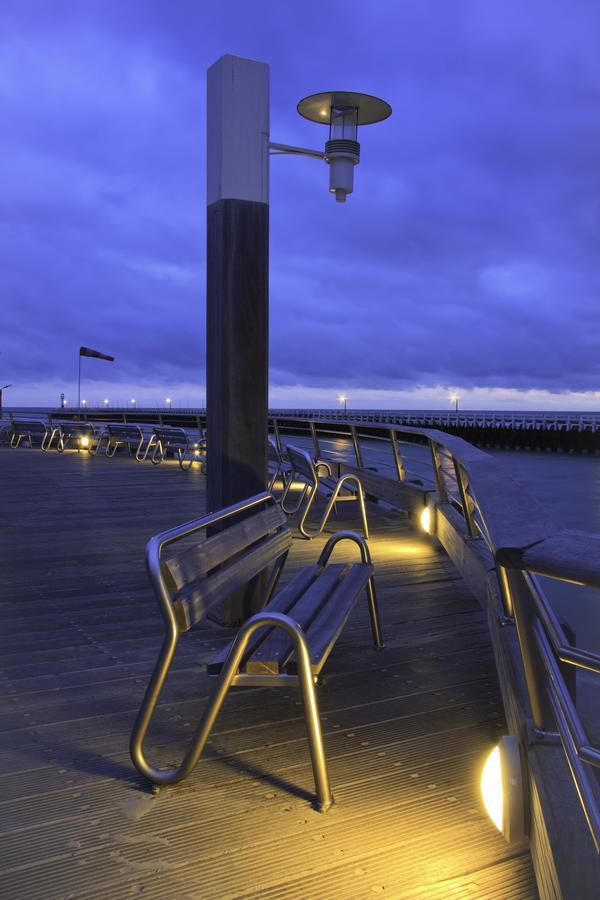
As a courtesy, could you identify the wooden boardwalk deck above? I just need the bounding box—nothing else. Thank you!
[0,447,537,898]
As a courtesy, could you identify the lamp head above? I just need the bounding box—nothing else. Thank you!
[297,91,391,202]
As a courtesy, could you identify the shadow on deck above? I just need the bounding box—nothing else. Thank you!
[0,447,537,898]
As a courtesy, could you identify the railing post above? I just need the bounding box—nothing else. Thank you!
[272,418,282,452]
[389,429,405,481]
[429,440,448,503]
[309,420,320,459]
[350,425,363,467]
[503,568,555,732]
[453,458,477,538]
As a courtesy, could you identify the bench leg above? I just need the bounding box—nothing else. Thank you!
[177,448,190,470]
[41,429,56,451]
[281,478,311,516]
[136,435,155,461]
[300,475,370,540]
[105,439,119,457]
[130,610,334,811]
[150,441,165,465]
[317,530,383,650]
[366,575,383,650]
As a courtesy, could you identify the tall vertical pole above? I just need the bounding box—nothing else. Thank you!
[78,354,82,409]
[206,55,270,624]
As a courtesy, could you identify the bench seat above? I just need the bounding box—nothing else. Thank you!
[207,560,373,677]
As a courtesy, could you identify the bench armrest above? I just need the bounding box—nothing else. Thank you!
[317,530,373,567]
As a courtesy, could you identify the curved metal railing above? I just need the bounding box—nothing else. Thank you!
[270,413,600,853]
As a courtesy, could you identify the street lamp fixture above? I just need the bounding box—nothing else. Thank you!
[81,399,87,407]
[131,398,136,408]
[165,397,172,409]
[338,393,348,413]
[450,393,459,413]
[103,398,109,407]
[271,91,392,203]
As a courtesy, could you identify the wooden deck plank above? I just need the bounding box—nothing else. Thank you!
[0,446,537,898]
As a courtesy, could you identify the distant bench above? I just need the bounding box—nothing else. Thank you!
[92,423,145,457]
[281,444,370,539]
[6,418,50,449]
[136,425,206,470]
[130,492,382,811]
[53,421,97,453]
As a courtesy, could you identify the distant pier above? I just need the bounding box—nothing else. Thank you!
[45,406,600,452]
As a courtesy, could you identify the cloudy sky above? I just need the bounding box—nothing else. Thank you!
[2,0,600,410]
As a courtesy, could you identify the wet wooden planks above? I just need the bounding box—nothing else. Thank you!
[0,446,537,898]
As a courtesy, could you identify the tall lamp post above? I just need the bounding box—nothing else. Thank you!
[339,393,348,414]
[206,55,390,623]
[451,393,459,413]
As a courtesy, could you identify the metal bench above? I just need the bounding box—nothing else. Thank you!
[130,492,382,811]
[91,423,145,457]
[6,417,49,449]
[53,421,98,453]
[136,425,205,470]
[281,444,370,539]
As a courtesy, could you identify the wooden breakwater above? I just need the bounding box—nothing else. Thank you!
[26,407,600,452]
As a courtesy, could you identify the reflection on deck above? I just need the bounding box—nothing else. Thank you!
[0,447,537,898]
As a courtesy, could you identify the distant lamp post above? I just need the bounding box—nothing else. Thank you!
[81,399,87,407]
[450,393,459,413]
[0,383,12,415]
[103,398,109,408]
[338,393,348,413]
[131,398,136,408]
[165,397,172,409]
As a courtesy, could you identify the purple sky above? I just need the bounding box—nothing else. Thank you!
[3,0,600,410]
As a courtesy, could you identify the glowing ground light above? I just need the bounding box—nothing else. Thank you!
[80,436,90,448]
[480,736,525,843]
[420,506,432,534]
[481,745,503,832]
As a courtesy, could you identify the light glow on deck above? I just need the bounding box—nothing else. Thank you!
[420,506,432,533]
[80,436,90,448]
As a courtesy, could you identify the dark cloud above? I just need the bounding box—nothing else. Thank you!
[2,0,600,406]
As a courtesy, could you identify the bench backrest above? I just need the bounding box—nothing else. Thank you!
[286,444,318,484]
[268,437,282,464]
[59,422,95,435]
[10,420,47,434]
[154,426,188,445]
[107,424,143,439]
[160,495,291,631]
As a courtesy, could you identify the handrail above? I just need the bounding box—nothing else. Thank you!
[270,412,600,853]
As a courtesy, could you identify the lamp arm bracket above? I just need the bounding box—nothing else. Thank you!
[269,141,325,160]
